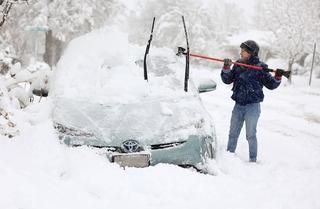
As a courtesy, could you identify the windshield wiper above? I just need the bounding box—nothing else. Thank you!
[181,16,190,92]
[143,17,155,82]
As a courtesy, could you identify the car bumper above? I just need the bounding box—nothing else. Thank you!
[59,133,215,170]
[105,135,214,169]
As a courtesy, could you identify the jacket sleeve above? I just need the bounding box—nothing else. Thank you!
[220,65,235,84]
[261,70,281,90]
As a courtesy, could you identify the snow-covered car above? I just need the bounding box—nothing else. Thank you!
[51,27,217,172]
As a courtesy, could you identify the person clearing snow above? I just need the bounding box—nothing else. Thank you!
[221,40,282,162]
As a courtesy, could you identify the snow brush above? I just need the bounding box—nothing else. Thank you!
[176,47,291,79]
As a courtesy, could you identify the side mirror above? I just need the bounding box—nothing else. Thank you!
[198,79,217,93]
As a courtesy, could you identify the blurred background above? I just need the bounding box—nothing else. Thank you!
[0,0,319,80]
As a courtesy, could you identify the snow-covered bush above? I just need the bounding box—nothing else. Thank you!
[0,46,19,76]
[0,57,52,138]
[0,44,52,108]
[6,61,52,105]
[0,79,20,138]
[255,0,320,76]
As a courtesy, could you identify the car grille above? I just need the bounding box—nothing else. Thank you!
[70,144,123,152]
[54,123,186,152]
[70,141,186,152]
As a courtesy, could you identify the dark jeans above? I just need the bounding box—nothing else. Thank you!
[227,103,261,161]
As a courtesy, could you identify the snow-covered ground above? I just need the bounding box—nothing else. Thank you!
[1,27,320,209]
[1,68,320,209]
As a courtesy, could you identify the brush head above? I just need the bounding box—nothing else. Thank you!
[176,47,186,56]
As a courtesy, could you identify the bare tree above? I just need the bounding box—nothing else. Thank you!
[255,0,320,82]
[0,0,28,27]
[1,0,116,66]
[117,0,244,67]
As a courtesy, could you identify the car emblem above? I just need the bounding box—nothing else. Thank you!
[122,139,140,153]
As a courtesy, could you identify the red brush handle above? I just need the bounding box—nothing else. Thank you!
[189,53,263,70]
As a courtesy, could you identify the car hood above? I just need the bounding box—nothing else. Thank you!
[52,96,214,146]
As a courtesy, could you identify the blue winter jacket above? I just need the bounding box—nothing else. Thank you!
[221,56,281,105]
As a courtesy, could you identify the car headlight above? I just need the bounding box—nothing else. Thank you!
[150,141,186,150]
[54,123,94,137]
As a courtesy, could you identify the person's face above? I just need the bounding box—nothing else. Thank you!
[240,48,251,61]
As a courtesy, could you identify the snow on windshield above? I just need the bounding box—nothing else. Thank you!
[51,26,196,104]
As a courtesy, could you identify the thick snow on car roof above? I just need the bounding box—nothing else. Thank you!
[51,26,197,104]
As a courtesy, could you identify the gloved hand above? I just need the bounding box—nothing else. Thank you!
[275,69,284,80]
[262,67,271,73]
[223,58,232,70]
